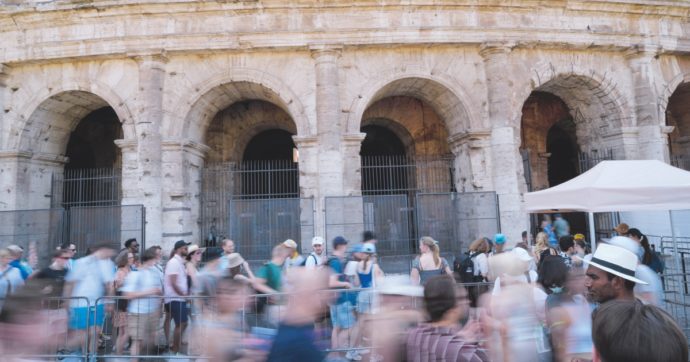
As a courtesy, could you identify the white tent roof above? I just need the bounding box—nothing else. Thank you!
[524,160,690,213]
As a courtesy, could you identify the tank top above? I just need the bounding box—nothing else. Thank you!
[357,264,374,288]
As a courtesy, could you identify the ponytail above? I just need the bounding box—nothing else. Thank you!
[420,236,441,268]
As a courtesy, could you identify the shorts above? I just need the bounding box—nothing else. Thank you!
[165,301,188,325]
[329,301,355,329]
[69,304,105,330]
[356,290,376,314]
[127,312,159,340]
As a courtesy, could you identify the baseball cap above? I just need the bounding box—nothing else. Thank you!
[332,236,348,248]
[494,233,506,245]
[174,240,191,250]
[311,236,325,246]
[362,243,376,254]
[282,239,298,249]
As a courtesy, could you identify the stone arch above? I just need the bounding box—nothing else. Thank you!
[347,73,476,135]
[659,72,690,123]
[167,68,311,143]
[663,74,690,169]
[361,117,416,157]
[14,84,134,155]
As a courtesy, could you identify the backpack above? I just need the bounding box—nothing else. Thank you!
[456,251,482,283]
[299,253,319,267]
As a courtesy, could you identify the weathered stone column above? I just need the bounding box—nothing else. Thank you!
[0,151,31,210]
[341,133,367,196]
[310,44,348,243]
[448,130,492,193]
[626,45,668,161]
[480,42,528,244]
[293,135,319,250]
[161,139,209,249]
[130,53,168,246]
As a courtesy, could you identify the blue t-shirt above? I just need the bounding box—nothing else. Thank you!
[267,323,324,362]
[327,256,349,305]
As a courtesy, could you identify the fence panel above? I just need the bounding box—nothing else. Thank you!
[325,195,413,255]
[228,198,314,260]
[416,193,459,254]
[454,192,501,252]
[67,204,145,254]
[0,208,66,266]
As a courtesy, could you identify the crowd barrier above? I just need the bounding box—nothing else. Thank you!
[1,277,689,360]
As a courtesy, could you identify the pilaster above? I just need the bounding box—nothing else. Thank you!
[448,129,492,192]
[625,44,668,161]
[480,42,527,243]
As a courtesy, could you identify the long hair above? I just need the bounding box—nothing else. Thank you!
[420,236,441,267]
[534,232,550,258]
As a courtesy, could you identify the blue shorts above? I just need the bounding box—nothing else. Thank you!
[69,304,105,330]
[165,301,189,325]
[329,301,355,329]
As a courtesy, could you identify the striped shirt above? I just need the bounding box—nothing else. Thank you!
[405,325,489,362]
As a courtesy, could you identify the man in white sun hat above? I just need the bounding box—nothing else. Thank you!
[581,243,647,305]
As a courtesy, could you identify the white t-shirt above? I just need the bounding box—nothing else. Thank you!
[164,255,188,303]
[66,255,116,308]
[304,252,324,269]
[0,266,24,309]
[121,266,163,314]
[472,253,489,277]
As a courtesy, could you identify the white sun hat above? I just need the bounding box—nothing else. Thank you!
[577,243,647,284]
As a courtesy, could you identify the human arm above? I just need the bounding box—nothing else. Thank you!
[329,273,352,289]
[242,261,255,279]
[443,258,453,276]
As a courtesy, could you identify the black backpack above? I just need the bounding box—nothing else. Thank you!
[455,251,481,283]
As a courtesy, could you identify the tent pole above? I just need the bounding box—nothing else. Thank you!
[589,212,596,251]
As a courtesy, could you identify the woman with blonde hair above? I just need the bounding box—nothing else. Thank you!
[410,237,452,285]
[534,231,555,265]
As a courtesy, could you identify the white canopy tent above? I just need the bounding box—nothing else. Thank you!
[525,159,690,260]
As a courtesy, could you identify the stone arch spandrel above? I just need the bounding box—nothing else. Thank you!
[346,71,479,136]
[10,80,136,155]
[519,62,633,156]
[165,68,312,143]
[659,72,690,125]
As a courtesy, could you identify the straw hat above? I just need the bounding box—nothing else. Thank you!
[227,253,245,269]
[188,244,205,255]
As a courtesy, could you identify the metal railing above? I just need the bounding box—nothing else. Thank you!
[361,155,456,195]
[577,148,614,174]
[672,154,690,172]
[51,167,122,208]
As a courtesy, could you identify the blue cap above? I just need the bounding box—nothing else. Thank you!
[332,236,348,248]
[362,243,376,254]
[494,233,506,245]
[350,244,364,253]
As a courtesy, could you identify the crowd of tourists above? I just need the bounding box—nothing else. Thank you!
[0,218,687,362]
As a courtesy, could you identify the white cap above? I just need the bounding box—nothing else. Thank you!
[311,236,325,246]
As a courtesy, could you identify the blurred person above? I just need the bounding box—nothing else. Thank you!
[581,243,647,305]
[59,242,77,270]
[553,214,570,238]
[605,236,663,306]
[32,248,71,300]
[326,236,357,360]
[227,253,251,283]
[410,236,452,285]
[254,245,290,327]
[613,222,630,237]
[483,251,551,362]
[164,239,191,355]
[113,250,134,355]
[195,277,264,362]
[541,216,557,246]
[124,238,140,270]
[305,236,326,269]
[492,233,507,254]
[368,276,424,361]
[557,235,575,268]
[405,275,487,362]
[0,249,24,311]
[628,228,664,274]
[267,268,331,362]
[220,239,255,279]
[195,247,226,302]
[63,240,116,354]
[572,234,589,268]
[468,237,490,282]
[122,247,163,361]
[362,231,378,245]
[592,300,687,362]
[533,231,552,265]
[352,243,384,355]
[282,239,304,270]
[186,244,204,290]
[6,245,32,280]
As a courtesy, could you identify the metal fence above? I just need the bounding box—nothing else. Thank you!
[0,205,145,264]
[361,155,455,195]
[200,160,300,248]
[577,148,615,174]
[51,167,122,208]
[226,197,315,260]
[672,154,690,171]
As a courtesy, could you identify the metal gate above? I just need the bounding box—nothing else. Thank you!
[227,198,314,261]
[324,195,414,255]
[416,192,500,255]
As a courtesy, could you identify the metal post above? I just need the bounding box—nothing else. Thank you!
[588,212,596,251]
[669,210,688,321]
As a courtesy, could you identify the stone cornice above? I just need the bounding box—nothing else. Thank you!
[161,138,211,158]
[292,135,319,148]
[0,150,32,160]
[32,152,68,164]
[342,133,367,144]
[448,129,491,151]
[624,44,660,60]
[479,42,515,60]
[114,139,137,151]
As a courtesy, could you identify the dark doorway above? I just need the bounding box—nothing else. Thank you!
[241,129,298,198]
[360,125,409,194]
[65,107,122,170]
[546,120,579,187]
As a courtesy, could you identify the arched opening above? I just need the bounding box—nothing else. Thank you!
[360,124,409,194]
[197,87,304,257]
[240,129,298,197]
[667,82,690,171]
[546,119,579,187]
